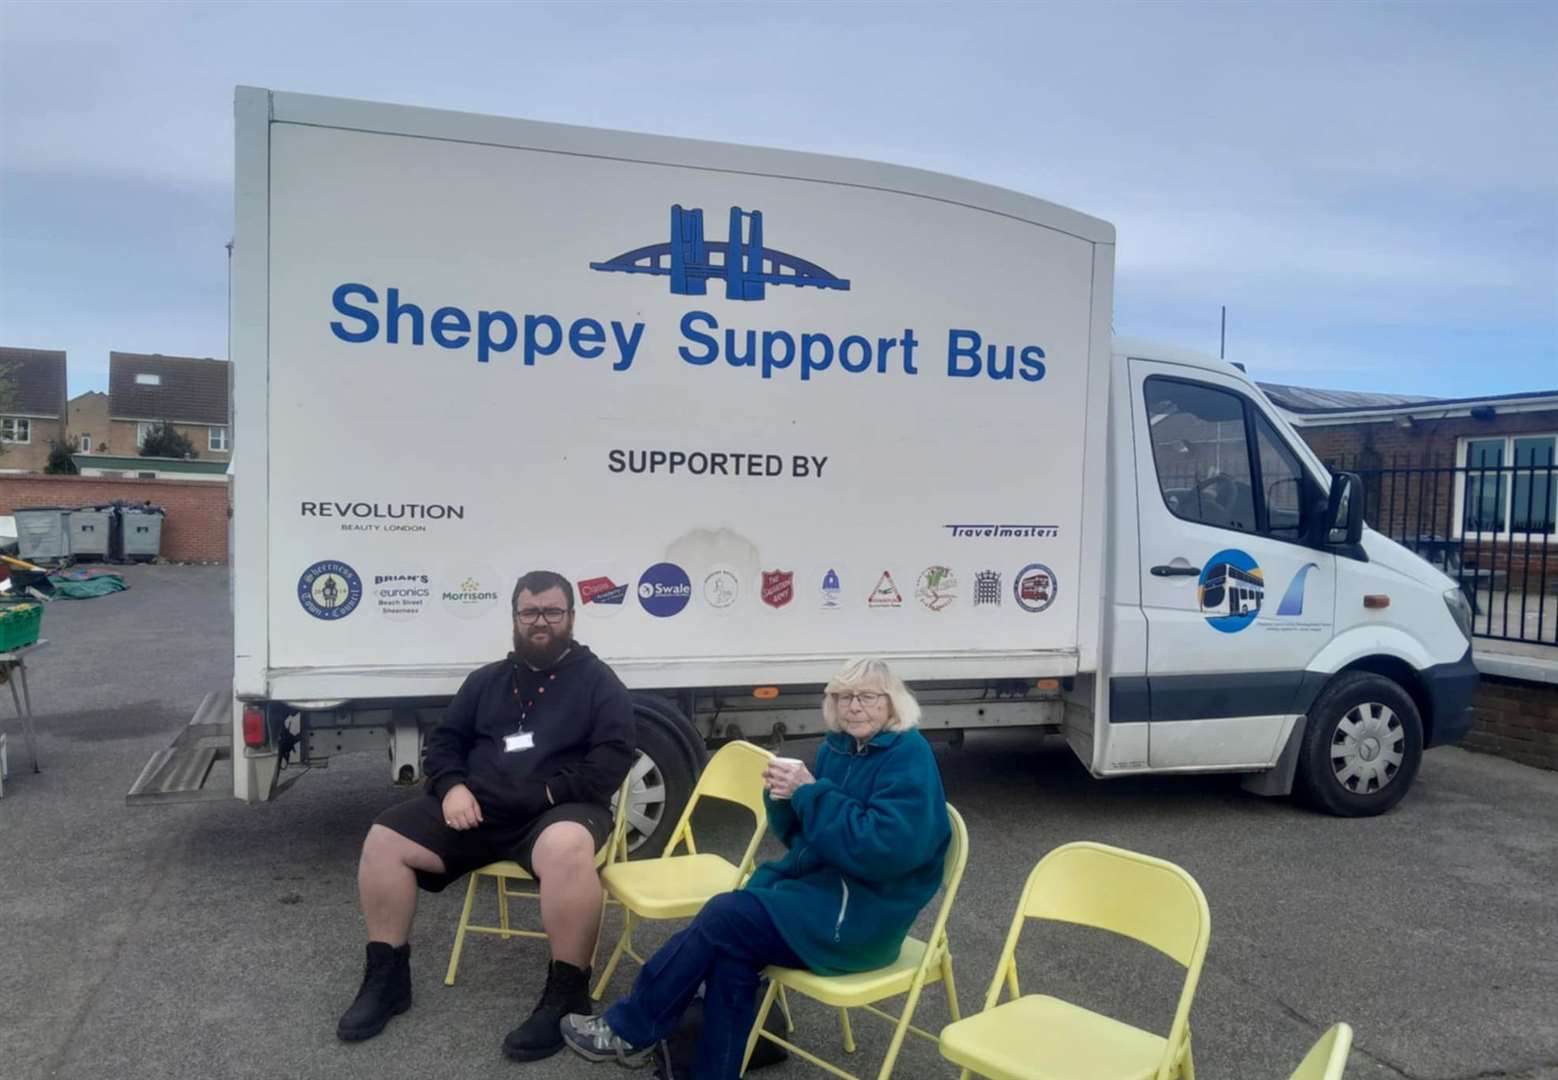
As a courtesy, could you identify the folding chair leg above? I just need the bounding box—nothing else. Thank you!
[839,1007,856,1053]
[741,979,781,1077]
[777,983,795,1033]
[941,950,962,1023]
[876,970,932,1080]
[444,873,481,986]
[592,910,633,1000]
[497,877,514,939]
[1180,1031,1196,1080]
[588,890,610,972]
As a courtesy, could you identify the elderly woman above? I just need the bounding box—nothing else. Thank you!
[562,656,950,1078]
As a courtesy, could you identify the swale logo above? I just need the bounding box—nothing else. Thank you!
[638,562,693,618]
[590,205,851,302]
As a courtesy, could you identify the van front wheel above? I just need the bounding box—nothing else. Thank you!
[1297,671,1424,817]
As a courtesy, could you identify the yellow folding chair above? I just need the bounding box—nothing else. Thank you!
[740,803,969,1080]
[592,739,773,1000]
[1287,1024,1352,1080]
[938,841,1210,1080]
[444,775,633,986]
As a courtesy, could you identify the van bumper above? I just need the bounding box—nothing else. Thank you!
[1422,647,1479,747]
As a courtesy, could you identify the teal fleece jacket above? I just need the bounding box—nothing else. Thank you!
[744,728,950,976]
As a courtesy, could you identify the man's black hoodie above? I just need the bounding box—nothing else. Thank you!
[423,643,636,824]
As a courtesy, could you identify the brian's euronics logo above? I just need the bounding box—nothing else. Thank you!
[591,205,851,302]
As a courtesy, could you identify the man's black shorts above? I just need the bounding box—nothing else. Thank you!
[374,796,612,893]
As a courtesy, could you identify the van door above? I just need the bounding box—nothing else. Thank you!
[1127,359,1336,768]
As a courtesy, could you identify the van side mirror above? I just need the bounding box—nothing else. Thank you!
[1322,472,1365,546]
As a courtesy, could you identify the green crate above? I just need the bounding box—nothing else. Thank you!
[0,602,43,652]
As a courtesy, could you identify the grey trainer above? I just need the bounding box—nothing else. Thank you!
[560,1012,656,1068]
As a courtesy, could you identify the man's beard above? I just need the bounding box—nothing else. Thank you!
[513,624,572,669]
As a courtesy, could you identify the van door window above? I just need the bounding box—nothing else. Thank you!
[1143,379,1257,531]
[1255,414,1305,540]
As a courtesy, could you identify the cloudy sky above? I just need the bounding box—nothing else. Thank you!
[1,0,1553,398]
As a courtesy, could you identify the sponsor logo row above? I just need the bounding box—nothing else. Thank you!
[297,563,499,622]
[297,561,1057,622]
[586,562,1058,618]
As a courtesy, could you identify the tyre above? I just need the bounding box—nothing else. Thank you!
[1296,671,1424,817]
[623,698,701,857]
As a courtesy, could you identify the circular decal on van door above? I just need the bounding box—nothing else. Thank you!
[1199,549,1263,633]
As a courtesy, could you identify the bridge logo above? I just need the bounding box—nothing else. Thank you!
[590,205,851,302]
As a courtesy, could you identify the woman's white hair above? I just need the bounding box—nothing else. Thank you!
[821,657,921,733]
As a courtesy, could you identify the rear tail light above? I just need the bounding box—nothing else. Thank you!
[242,705,266,748]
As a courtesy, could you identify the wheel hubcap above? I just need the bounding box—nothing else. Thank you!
[621,751,667,854]
[1331,702,1405,795]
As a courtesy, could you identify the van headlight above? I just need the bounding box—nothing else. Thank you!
[1443,587,1474,643]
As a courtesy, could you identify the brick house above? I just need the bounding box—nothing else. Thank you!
[101,352,232,462]
[68,390,110,454]
[0,346,69,473]
[1264,382,1558,601]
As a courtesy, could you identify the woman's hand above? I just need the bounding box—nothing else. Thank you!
[764,760,816,799]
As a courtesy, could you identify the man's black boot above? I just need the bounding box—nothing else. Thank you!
[337,942,412,1042]
[503,959,592,1061]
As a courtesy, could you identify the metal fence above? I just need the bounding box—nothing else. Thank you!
[1339,459,1556,648]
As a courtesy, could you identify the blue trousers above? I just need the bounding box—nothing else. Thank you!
[606,890,804,1080]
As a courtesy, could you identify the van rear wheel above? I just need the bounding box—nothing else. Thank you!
[624,699,701,857]
[1296,671,1423,817]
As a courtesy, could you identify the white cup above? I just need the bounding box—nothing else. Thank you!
[769,756,804,799]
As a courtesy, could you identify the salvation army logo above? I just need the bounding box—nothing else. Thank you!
[761,570,795,609]
[1199,549,1264,633]
[1013,564,1057,614]
[298,560,362,620]
[638,562,693,617]
[579,576,630,619]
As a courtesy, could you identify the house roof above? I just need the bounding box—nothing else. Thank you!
[109,352,230,425]
[1261,380,1558,425]
[1257,382,1440,414]
[0,346,67,418]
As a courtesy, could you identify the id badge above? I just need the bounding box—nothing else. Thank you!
[504,732,536,753]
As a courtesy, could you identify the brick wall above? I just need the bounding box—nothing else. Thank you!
[1464,676,1558,771]
[1297,408,1558,469]
[0,474,228,563]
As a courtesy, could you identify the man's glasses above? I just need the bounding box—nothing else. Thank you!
[833,691,885,707]
[515,607,572,625]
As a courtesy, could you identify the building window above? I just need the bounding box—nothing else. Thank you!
[1,418,31,444]
[1457,434,1556,539]
[134,373,161,386]
[209,426,229,451]
[137,421,158,448]
[79,433,92,453]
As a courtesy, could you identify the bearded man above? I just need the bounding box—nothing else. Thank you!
[336,570,636,1062]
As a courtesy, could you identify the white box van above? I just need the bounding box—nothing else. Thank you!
[129,89,1478,840]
